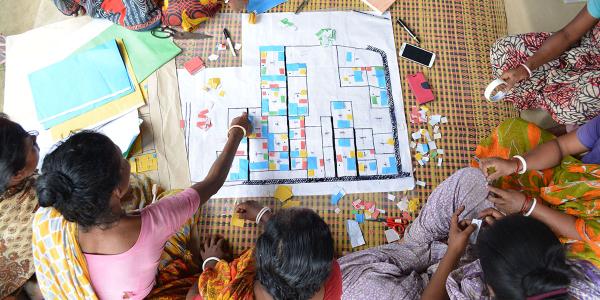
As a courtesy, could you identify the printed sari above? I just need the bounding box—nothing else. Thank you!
[474,118,600,266]
[197,248,255,300]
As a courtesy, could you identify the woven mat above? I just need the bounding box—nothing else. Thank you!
[178,0,518,256]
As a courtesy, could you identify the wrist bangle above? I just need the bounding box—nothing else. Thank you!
[513,155,527,175]
[255,207,271,224]
[520,63,532,78]
[520,195,531,215]
[202,257,221,271]
[228,125,247,138]
[524,198,537,217]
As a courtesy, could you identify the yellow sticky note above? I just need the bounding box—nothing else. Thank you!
[282,200,301,209]
[349,151,355,158]
[357,151,364,158]
[300,150,307,157]
[300,89,308,95]
[269,163,277,170]
[346,115,353,120]
[274,185,293,202]
[50,40,145,140]
[231,213,245,227]
[308,169,315,176]
[134,153,158,172]
[387,138,395,145]
[299,69,307,75]
[208,78,221,89]
[420,105,429,112]
[261,52,267,58]
[408,198,420,213]
[360,164,366,172]
[219,90,225,97]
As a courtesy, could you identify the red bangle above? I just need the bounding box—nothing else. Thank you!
[520,195,532,215]
[512,158,521,174]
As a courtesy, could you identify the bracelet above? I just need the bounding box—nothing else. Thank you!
[255,207,271,224]
[520,63,533,78]
[519,195,530,215]
[202,257,221,271]
[513,155,527,175]
[524,198,537,217]
[512,158,521,174]
[228,125,247,138]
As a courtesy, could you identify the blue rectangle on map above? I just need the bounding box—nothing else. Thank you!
[291,150,300,158]
[259,46,285,52]
[369,162,377,170]
[297,107,308,115]
[338,138,351,147]
[288,103,298,116]
[286,63,306,71]
[380,90,389,105]
[278,52,285,61]
[346,52,352,62]
[332,101,345,109]
[337,120,351,128]
[308,157,317,169]
[250,161,269,170]
[354,71,364,82]
[347,158,357,171]
[261,75,286,82]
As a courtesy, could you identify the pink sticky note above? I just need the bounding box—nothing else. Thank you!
[198,109,209,117]
[179,120,185,129]
[372,210,380,219]
[184,57,205,75]
[364,202,374,210]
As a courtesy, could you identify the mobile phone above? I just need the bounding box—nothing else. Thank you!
[399,43,436,68]
[407,72,435,104]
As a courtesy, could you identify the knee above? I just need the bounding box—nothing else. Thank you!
[453,167,487,186]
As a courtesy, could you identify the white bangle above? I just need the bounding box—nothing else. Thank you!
[228,125,247,138]
[524,198,537,217]
[520,63,532,78]
[255,207,271,224]
[202,256,221,271]
[513,155,527,175]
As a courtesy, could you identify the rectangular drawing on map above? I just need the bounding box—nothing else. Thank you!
[178,12,413,197]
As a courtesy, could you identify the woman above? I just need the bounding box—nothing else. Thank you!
[338,168,600,299]
[491,1,600,125]
[32,114,251,299]
[52,0,162,31]
[0,116,42,299]
[477,117,600,266]
[186,203,342,300]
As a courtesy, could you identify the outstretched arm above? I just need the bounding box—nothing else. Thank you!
[192,113,251,204]
[502,6,598,89]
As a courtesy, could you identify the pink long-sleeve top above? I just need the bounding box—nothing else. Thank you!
[84,188,200,299]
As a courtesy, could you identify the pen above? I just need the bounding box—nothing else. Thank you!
[351,10,390,20]
[223,28,237,57]
[295,0,309,14]
[396,18,420,44]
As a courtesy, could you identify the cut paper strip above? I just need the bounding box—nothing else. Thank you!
[434,133,442,140]
[29,39,134,128]
[247,0,288,14]
[334,207,341,214]
[347,219,366,248]
[231,213,245,227]
[397,196,408,210]
[372,210,380,219]
[387,193,396,201]
[385,229,400,243]
[331,188,346,205]
[364,202,375,210]
[274,185,293,202]
[208,54,219,61]
[282,200,301,208]
[49,40,146,140]
[469,218,483,244]
[437,158,443,167]
[234,43,242,50]
[352,199,364,209]
[415,180,426,187]
[428,141,437,150]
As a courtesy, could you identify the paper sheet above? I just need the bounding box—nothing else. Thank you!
[95,110,140,154]
[247,0,288,14]
[346,219,366,248]
[29,39,134,128]
[178,11,413,198]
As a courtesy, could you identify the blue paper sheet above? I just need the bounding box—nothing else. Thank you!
[29,40,134,129]
[247,0,288,14]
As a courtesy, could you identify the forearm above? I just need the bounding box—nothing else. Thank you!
[192,132,243,203]
[522,139,563,171]
[531,202,579,240]
[421,249,461,300]
[524,31,574,71]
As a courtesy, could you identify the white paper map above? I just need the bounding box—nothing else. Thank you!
[178,11,413,198]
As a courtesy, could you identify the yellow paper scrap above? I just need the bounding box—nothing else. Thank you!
[282,200,301,209]
[231,213,245,227]
[129,158,137,173]
[208,78,221,89]
[274,185,293,202]
[219,90,225,97]
[133,153,158,173]
[408,198,420,213]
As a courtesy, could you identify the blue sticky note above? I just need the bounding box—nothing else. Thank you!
[355,213,365,223]
[338,138,351,147]
[346,52,352,62]
[331,192,344,205]
[347,158,357,171]
[337,120,351,128]
[354,71,364,82]
[332,101,346,109]
[29,40,134,129]
[247,0,288,14]
[308,157,318,169]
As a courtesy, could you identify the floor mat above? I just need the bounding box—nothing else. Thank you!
[177,0,519,256]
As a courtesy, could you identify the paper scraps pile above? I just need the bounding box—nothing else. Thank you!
[350,199,385,224]
[410,105,447,169]
[196,108,212,130]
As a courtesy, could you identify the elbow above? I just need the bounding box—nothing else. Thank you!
[557,29,580,46]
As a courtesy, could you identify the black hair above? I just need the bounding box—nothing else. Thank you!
[477,215,571,300]
[255,208,334,300]
[0,115,30,193]
[36,131,123,227]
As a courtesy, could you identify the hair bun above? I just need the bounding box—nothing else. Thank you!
[36,171,75,207]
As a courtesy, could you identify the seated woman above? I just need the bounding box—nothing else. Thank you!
[186,203,342,300]
[0,116,42,299]
[52,0,161,31]
[491,1,600,125]
[32,114,251,299]
[338,168,600,299]
[477,116,600,266]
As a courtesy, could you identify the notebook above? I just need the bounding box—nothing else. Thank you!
[29,39,134,129]
[361,0,395,14]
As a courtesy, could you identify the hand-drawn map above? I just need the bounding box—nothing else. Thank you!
[177,12,413,198]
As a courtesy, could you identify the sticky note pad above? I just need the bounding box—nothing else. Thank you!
[282,200,301,209]
[274,185,293,202]
[231,213,245,227]
[184,57,205,75]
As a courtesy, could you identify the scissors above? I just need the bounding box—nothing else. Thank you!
[151,26,212,40]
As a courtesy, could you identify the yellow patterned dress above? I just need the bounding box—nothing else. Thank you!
[0,176,37,298]
[474,118,600,266]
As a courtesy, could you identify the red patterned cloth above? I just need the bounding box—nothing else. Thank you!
[490,23,600,125]
[162,0,221,32]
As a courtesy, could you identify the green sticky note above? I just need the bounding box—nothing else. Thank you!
[76,25,181,81]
